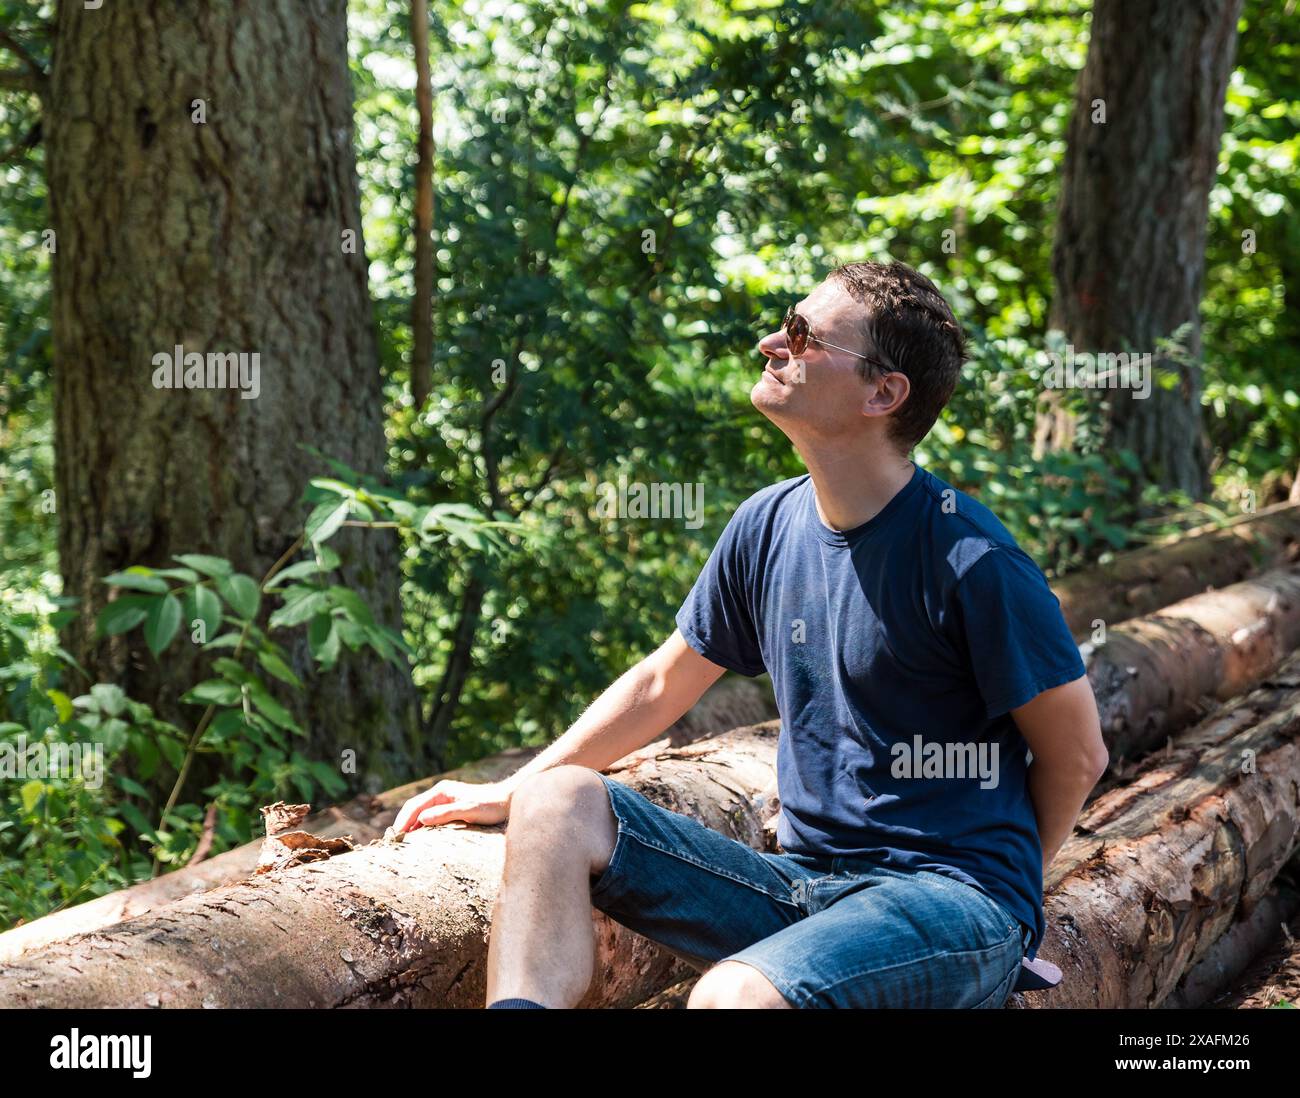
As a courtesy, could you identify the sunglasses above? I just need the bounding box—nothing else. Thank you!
[781,304,893,375]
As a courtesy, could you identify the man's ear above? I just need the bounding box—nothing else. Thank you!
[860,371,910,419]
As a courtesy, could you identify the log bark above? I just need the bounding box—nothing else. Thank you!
[0,676,775,973]
[1010,653,1300,1009]
[1160,877,1299,1009]
[1052,502,1300,637]
[1085,566,1300,762]
[1219,915,1300,1008]
[0,719,780,1008]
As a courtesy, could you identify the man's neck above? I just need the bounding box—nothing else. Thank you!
[795,434,915,533]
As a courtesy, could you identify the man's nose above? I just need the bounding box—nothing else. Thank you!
[757,329,790,359]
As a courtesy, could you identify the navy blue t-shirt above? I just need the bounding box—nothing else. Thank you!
[675,463,1086,960]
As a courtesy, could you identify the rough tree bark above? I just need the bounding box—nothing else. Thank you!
[1010,654,1300,1009]
[1220,916,1300,1008]
[1037,0,1244,497]
[409,0,434,409]
[1159,877,1299,1009]
[0,677,777,962]
[1052,502,1300,636]
[45,0,418,778]
[0,719,783,1008]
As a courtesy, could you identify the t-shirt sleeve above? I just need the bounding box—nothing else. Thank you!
[950,545,1085,719]
[675,502,766,677]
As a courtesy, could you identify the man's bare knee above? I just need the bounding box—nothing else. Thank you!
[506,765,618,877]
[687,961,794,1009]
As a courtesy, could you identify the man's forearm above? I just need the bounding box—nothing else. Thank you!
[1027,762,1098,876]
[498,659,688,796]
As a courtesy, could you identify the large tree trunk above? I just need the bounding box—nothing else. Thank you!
[1011,654,1300,1009]
[1052,502,1300,637]
[46,0,418,778]
[1037,0,1243,498]
[0,719,783,1008]
[0,676,776,966]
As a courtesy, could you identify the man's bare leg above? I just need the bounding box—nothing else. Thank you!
[485,765,619,1007]
[687,961,794,1008]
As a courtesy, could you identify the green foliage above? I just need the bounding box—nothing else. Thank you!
[0,470,517,927]
[1,0,1297,929]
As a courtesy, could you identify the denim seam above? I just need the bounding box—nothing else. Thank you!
[795,923,1022,1009]
[918,871,1019,937]
[969,950,1023,1010]
[609,827,798,908]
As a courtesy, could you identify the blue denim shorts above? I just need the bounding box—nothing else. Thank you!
[588,773,1026,1008]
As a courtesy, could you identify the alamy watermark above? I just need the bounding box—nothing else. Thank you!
[151,344,260,399]
[0,735,104,790]
[595,474,705,530]
[890,734,1000,790]
[1039,344,1152,400]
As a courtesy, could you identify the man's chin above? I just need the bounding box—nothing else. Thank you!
[750,379,790,420]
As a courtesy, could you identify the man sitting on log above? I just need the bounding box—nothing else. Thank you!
[395,260,1109,1009]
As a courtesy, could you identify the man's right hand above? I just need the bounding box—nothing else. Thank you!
[392,779,514,833]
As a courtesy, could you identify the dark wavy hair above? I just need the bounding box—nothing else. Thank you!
[828,260,968,453]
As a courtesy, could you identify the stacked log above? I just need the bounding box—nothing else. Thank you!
[9,526,1300,1007]
[1083,566,1300,762]
[0,674,775,964]
[1010,654,1300,1008]
[0,721,782,1008]
[1052,501,1300,636]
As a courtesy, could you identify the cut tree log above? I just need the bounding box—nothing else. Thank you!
[1084,566,1300,762]
[0,720,782,1008]
[1052,501,1300,636]
[1009,651,1300,1009]
[0,675,775,964]
[1159,877,1299,1009]
[1218,916,1300,1008]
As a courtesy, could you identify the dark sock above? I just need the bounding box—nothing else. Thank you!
[488,997,547,1009]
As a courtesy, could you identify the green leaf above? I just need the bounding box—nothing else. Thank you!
[19,780,44,815]
[47,689,74,724]
[116,774,151,798]
[328,586,375,627]
[102,567,169,594]
[306,500,350,545]
[152,566,200,583]
[217,573,261,620]
[212,657,255,685]
[268,590,330,630]
[173,553,234,578]
[264,560,325,590]
[90,683,127,717]
[258,649,302,688]
[201,632,244,651]
[308,614,340,665]
[182,679,242,706]
[118,802,158,843]
[97,595,152,637]
[144,594,183,656]
[248,686,300,732]
[192,584,223,638]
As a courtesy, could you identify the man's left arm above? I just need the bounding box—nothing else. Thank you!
[1009,675,1109,875]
